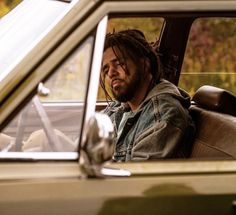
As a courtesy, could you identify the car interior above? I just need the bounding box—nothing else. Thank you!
[190,85,236,159]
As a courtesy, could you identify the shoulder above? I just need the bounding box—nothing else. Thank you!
[144,79,191,109]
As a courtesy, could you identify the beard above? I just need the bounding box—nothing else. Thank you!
[111,68,142,102]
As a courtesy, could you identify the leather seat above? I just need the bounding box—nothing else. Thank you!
[189,85,236,159]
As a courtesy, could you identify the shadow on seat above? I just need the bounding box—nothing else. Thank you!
[189,85,236,159]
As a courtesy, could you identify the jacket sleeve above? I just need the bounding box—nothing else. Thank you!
[131,95,195,160]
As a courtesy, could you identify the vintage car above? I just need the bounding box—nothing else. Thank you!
[0,0,236,214]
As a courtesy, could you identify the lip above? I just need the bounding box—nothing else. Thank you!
[111,79,123,88]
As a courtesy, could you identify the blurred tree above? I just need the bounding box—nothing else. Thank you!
[0,0,21,17]
[180,18,236,95]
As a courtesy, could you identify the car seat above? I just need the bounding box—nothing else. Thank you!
[189,85,236,159]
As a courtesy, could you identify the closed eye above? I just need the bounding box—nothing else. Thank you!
[102,65,109,76]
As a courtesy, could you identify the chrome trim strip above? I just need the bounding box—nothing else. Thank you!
[0,152,78,160]
[85,16,108,122]
[101,167,131,177]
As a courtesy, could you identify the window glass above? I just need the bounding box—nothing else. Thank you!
[180,18,236,96]
[42,39,92,102]
[97,17,164,101]
[1,37,93,153]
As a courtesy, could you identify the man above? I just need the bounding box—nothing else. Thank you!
[101,29,195,162]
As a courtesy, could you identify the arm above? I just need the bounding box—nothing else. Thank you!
[131,95,195,160]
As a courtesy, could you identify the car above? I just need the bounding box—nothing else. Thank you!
[0,0,236,214]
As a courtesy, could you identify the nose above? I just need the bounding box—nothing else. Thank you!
[107,65,118,79]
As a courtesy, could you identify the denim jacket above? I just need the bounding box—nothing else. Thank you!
[103,79,195,162]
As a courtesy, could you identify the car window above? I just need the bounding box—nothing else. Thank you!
[1,36,94,154]
[179,17,236,96]
[95,14,236,163]
[97,17,164,101]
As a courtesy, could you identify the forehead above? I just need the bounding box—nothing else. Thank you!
[103,46,125,65]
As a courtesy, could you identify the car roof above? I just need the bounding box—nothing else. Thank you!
[0,0,70,82]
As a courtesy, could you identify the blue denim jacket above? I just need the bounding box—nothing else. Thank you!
[103,79,195,162]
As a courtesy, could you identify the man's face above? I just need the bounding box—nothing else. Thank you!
[102,47,142,102]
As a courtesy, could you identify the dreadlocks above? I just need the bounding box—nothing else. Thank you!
[101,29,163,101]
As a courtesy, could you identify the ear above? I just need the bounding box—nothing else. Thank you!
[142,58,151,73]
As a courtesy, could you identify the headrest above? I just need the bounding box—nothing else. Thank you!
[192,85,236,116]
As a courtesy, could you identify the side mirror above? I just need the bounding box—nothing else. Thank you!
[80,113,114,177]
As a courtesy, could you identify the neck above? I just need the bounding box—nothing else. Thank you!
[128,74,153,111]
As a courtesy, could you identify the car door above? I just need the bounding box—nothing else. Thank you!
[1,1,236,215]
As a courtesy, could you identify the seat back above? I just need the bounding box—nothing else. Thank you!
[189,86,236,159]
